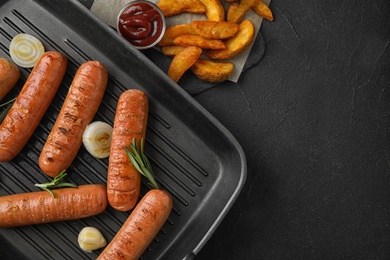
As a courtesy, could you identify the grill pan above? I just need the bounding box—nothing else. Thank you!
[0,0,247,259]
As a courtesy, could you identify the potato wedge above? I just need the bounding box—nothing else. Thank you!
[174,34,226,49]
[161,46,186,57]
[191,20,239,39]
[198,0,225,21]
[168,46,202,83]
[252,0,274,21]
[191,59,234,82]
[158,0,206,17]
[158,24,196,47]
[227,0,256,23]
[206,19,255,60]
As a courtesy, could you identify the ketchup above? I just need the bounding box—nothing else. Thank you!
[117,2,165,48]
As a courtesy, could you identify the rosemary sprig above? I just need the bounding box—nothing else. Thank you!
[125,138,159,190]
[35,170,77,198]
[0,97,16,123]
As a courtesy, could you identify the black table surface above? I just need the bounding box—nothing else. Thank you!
[192,1,390,259]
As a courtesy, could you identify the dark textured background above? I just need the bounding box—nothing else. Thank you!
[44,0,390,259]
[193,0,390,259]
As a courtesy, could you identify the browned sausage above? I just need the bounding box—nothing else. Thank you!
[107,89,149,212]
[38,60,108,177]
[97,189,173,260]
[0,58,20,101]
[0,184,107,228]
[0,51,67,161]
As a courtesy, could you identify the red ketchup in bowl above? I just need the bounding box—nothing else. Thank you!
[117,1,166,49]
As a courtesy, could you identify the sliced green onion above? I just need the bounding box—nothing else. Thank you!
[82,121,113,159]
[9,33,45,68]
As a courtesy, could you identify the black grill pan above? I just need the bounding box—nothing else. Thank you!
[0,0,247,259]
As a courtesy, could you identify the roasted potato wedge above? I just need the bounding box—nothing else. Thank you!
[191,20,239,39]
[191,59,234,82]
[206,19,255,60]
[252,0,274,21]
[158,0,206,17]
[168,46,203,83]
[227,0,256,23]
[158,24,196,47]
[198,0,225,21]
[161,46,186,56]
[174,34,226,49]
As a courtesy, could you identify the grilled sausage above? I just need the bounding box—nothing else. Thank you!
[107,89,149,212]
[39,60,108,177]
[97,189,173,260]
[0,51,67,161]
[0,184,107,228]
[0,58,20,101]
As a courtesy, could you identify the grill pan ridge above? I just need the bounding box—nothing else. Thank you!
[0,0,247,259]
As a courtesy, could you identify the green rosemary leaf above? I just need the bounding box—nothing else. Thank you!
[0,97,16,108]
[54,182,78,188]
[0,98,17,122]
[126,147,143,174]
[34,170,77,198]
[126,138,159,190]
[43,188,55,198]
[0,105,10,122]
[141,165,159,190]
